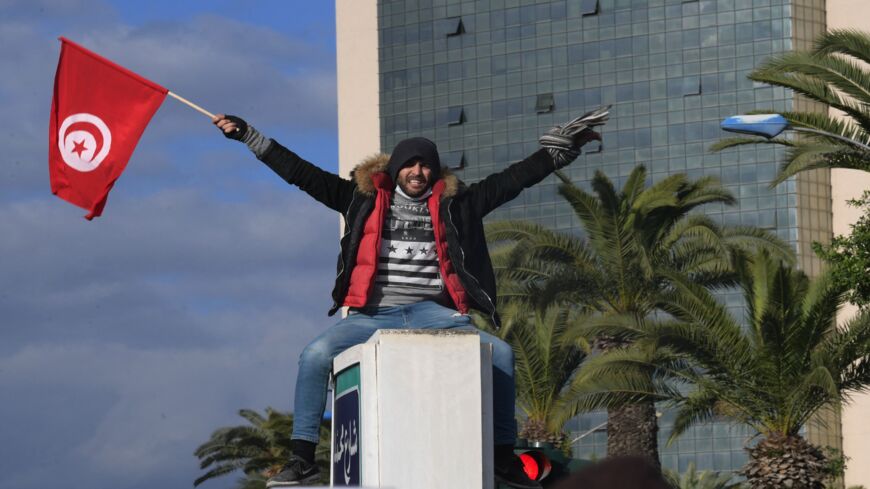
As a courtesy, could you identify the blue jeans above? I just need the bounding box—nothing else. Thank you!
[291,300,517,445]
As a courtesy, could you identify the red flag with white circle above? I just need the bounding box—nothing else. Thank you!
[49,37,167,219]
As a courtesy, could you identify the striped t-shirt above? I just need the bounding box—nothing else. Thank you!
[366,187,450,307]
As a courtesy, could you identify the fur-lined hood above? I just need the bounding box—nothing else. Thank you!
[350,153,460,198]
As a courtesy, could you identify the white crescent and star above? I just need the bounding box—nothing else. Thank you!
[58,113,112,172]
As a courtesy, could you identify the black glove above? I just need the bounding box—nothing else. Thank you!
[222,115,249,141]
[572,129,602,148]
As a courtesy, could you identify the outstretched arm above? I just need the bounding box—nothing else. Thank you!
[468,108,608,216]
[214,114,354,213]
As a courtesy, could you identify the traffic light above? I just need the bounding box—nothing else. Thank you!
[512,443,593,487]
[518,449,552,481]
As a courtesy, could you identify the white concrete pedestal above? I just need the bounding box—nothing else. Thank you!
[330,329,494,488]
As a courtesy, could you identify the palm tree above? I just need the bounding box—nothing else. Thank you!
[485,167,792,467]
[711,29,870,184]
[194,408,331,487]
[478,301,589,447]
[572,252,870,488]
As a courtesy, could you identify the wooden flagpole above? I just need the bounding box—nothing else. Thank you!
[167,91,215,119]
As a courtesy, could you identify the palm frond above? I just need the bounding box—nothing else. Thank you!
[752,51,870,124]
[721,226,795,265]
[675,177,738,210]
[632,174,686,213]
[668,390,720,444]
[781,110,867,140]
[659,215,730,263]
[238,409,266,427]
[498,301,589,433]
[621,165,649,204]
[821,309,870,393]
[775,146,870,184]
[750,67,870,131]
[795,271,847,360]
[814,29,870,66]
[709,136,796,152]
[486,220,596,266]
[556,366,671,417]
[656,273,754,374]
[556,179,621,262]
[195,464,244,487]
[192,408,330,487]
[786,365,840,430]
[589,169,623,218]
[565,313,650,345]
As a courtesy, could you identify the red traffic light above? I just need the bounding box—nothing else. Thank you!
[518,450,553,481]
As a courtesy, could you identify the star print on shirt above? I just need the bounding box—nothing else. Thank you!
[388,245,397,254]
[418,247,430,255]
[405,246,415,255]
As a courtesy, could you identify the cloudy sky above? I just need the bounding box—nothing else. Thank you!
[0,1,342,488]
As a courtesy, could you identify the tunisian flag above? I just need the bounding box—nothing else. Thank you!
[49,37,167,219]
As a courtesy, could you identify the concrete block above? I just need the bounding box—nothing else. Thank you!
[331,329,494,488]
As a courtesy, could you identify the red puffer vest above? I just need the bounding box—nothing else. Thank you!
[342,173,471,313]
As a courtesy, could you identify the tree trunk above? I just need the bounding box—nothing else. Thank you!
[606,401,660,470]
[740,433,829,489]
[519,418,567,448]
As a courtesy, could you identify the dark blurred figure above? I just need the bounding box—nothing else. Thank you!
[550,456,671,489]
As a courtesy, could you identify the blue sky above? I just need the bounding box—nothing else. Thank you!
[0,1,342,488]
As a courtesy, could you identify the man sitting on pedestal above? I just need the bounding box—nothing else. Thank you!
[214,107,606,489]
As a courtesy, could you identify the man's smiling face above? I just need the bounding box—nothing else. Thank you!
[396,159,433,197]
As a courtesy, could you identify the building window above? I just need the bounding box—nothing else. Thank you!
[437,17,464,37]
[683,77,702,96]
[536,93,554,113]
[581,0,599,16]
[447,106,465,126]
[668,76,702,97]
[443,151,465,170]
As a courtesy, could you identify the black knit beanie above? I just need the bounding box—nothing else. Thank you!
[386,137,442,184]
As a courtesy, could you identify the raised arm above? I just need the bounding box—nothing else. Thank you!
[467,107,609,216]
[465,149,561,217]
[214,114,354,213]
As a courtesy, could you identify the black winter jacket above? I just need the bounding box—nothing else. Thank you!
[257,140,560,328]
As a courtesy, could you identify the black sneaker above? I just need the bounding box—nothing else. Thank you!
[265,455,321,487]
[495,453,543,489]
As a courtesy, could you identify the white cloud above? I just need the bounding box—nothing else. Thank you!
[0,324,318,488]
[0,5,337,200]
[0,185,339,349]
[70,12,337,133]
[0,3,344,488]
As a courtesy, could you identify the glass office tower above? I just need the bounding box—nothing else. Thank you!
[363,0,839,474]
